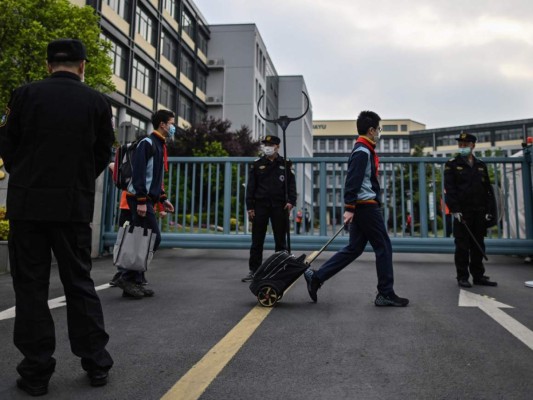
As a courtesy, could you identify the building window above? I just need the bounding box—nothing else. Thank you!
[125,113,148,137]
[328,139,335,151]
[195,109,206,124]
[401,124,408,132]
[196,71,207,92]
[474,131,491,143]
[132,58,153,96]
[136,6,154,45]
[179,95,192,122]
[180,53,193,80]
[107,0,131,20]
[393,139,399,151]
[198,33,208,55]
[163,0,176,18]
[347,138,353,150]
[383,140,390,152]
[383,124,398,132]
[161,30,177,64]
[104,36,127,79]
[319,140,326,151]
[182,10,194,38]
[495,128,522,141]
[159,78,176,110]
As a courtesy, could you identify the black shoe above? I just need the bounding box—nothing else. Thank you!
[87,369,108,387]
[375,292,409,307]
[241,271,254,282]
[16,378,48,396]
[473,277,498,286]
[118,280,144,299]
[458,279,472,288]
[137,285,154,297]
[304,269,321,303]
[109,272,121,287]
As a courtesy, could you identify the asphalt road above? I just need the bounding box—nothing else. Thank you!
[0,249,532,400]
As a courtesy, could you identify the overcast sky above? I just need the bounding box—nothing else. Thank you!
[194,0,533,129]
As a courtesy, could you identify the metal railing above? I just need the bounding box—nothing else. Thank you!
[100,152,533,255]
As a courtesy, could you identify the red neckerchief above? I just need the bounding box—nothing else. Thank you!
[356,136,379,174]
[152,130,168,171]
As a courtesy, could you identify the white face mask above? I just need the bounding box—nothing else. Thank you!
[458,147,472,156]
[262,145,276,156]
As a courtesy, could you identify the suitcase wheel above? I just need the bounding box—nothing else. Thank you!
[257,286,280,307]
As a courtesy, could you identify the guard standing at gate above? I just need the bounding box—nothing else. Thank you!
[0,39,114,395]
[444,132,497,288]
[242,135,297,282]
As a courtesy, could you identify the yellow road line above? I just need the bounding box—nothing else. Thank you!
[161,305,274,400]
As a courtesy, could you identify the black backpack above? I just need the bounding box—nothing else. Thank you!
[112,138,154,191]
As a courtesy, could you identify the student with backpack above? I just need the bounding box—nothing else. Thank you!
[115,110,175,299]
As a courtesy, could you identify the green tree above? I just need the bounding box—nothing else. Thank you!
[0,0,114,108]
[166,118,260,232]
[168,117,261,157]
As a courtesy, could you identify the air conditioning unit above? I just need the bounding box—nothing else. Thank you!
[206,58,224,67]
[206,96,223,103]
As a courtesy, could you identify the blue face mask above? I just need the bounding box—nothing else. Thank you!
[168,124,176,139]
[458,147,472,157]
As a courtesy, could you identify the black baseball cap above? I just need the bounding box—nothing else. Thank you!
[47,39,88,62]
[261,135,281,145]
[456,132,477,143]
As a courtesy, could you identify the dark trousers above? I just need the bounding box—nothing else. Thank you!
[8,221,113,384]
[314,204,395,295]
[249,204,288,271]
[453,210,486,280]
[120,197,161,283]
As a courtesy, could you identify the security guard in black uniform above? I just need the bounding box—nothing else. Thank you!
[0,39,114,395]
[242,135,297,282]
[444,132,497,288]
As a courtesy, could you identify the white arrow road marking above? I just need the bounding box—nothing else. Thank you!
[0,283,111,322]
[459,289,533,351]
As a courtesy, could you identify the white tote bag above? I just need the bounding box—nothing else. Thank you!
[113,222,156,271]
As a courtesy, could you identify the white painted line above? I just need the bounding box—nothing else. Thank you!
[459,289,533,351]
[0,283,111,321]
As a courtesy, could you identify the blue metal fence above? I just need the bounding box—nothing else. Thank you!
[100,152,533,255]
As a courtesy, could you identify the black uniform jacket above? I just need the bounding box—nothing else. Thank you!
[246,155,297,209]
[444,155,493,214]
[0,71,114,222]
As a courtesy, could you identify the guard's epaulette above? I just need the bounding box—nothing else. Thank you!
[253,157,261,162]
[448,158,455,162]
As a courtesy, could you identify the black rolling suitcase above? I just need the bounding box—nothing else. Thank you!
[250,226,345,307]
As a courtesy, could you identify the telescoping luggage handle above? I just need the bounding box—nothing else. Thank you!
[304,225,346,265]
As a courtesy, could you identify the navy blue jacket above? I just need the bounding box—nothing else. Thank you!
[344,140,380,211]
[128,131,168,205]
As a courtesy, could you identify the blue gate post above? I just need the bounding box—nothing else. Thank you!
[223,161,233,234]
[319,161,328,236]
[418,161,429,237]
[522,147,533,239]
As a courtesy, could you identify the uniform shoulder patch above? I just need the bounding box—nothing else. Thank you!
[0,107,10,128]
